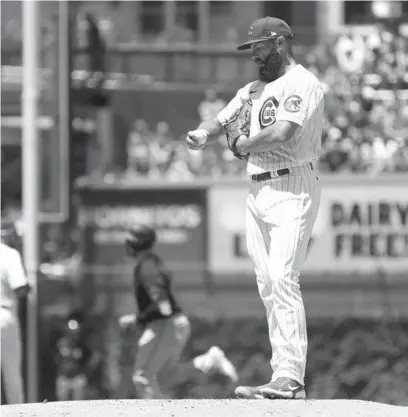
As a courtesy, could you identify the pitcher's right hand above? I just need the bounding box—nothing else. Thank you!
[186,129,209,150]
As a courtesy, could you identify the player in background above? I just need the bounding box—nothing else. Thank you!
[118,224,238,399]
[1,227,30,404]
[54,312,101,401]
[186,17,324,400]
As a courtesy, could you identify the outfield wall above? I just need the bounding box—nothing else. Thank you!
[75,174,408,319]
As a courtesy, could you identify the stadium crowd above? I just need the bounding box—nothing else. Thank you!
[124,25,408,180]
[308,25,408,174]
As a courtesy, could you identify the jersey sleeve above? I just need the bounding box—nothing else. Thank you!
[8,248,29,290]
[217,83,252,126]
[276,74,320,127]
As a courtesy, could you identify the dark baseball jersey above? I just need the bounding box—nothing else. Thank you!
[133,252,182,325]
[55,336,92,378]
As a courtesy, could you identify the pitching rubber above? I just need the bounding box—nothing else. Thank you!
[1,399,406,417]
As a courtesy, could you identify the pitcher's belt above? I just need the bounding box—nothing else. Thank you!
[251,163,314,182]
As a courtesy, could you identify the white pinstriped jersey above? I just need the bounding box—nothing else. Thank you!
[1,243,28,312]
[217,64,324,175]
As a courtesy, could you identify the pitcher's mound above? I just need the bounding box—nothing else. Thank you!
[1,399,406,417]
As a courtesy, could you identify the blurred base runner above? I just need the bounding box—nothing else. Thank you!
[119,313,237,399]
[119,225,238,399]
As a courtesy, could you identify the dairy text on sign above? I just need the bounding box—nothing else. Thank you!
[331,202,408,227]
[331,201,408,259]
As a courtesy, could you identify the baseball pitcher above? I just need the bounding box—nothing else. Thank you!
[186,17,324,400]
[119,224,238,399]
[0,241,30,404]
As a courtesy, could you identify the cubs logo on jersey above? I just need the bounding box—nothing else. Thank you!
[284,95,302,113]
[259,97,279,128]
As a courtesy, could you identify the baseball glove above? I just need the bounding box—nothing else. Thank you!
[224,99,252,160]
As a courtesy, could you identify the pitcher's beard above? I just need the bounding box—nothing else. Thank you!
[258,52,284,82]
[259,67,280,82]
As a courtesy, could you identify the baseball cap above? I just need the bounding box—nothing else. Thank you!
[237,17,294,51]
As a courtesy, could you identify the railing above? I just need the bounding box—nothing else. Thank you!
[3,42,408,94]
[2,43,308,87]
[3,64,408,102]
[39,263,408,319]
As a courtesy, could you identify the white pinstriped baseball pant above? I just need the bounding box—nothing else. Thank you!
[246,164,321,385]
[1,308,24,404]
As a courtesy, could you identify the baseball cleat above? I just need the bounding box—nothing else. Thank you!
[260,377,306,399]
[207,346,239,382]
[235,383,271,399]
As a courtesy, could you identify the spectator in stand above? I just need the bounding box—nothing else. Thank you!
[1,19,22,66]
[192,89,224,174]
[186,144,204,177]
[98,17,117,48]
[319,128,349,173]
[199,147,224,178]
[370,136,388,174]
[219,144,247,177]
[70,21,407,179]
[383,137,405,172]
[42,224,62,263]
[307,22,408,175]
[358,138,374,173]
[394,101,408,139]
[166,142,195,181]
[335,32,366,74]
[85,13,106,77]
[198,89,226,123]
[149,121,175,178]
[127,119,151,177]
[198,89,228,167]
[393,143,408,172]
[395,35,408,89]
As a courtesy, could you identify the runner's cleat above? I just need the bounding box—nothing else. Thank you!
[195,346,238,383]
[235,383,271,399]
[207,346,238,382]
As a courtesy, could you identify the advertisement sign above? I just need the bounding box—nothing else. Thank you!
[208,182,252,274]
[208,178,408,275]
[304,179,408,273]
[77,184,207,314]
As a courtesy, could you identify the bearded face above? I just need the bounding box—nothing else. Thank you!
[252,39,284,82]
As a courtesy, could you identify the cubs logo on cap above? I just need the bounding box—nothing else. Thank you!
[237,17,294,51]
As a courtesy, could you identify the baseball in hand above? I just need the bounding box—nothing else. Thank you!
[186,129,209,150]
